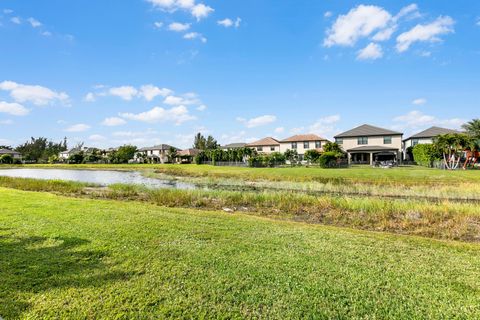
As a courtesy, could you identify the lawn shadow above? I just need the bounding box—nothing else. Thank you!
[0,232,134,318]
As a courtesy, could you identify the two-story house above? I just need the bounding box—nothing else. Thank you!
[137,144,179,163]
[279,134,330,161]
[334,124,403,165]
[246,137,280,154]
[220,143,247,151]
[403,126,461,160]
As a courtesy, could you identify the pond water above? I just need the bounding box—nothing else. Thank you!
[0,168,196,189]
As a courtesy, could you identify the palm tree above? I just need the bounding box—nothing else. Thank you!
[435,133,471,170]
[167,146,178,164]
[462,119,480,139]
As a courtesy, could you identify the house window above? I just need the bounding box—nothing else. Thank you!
[304,142,309,149]
[412,139,419,146]
[257,147,263,151]
[291,142,297,149]
[383,136,392,144]
[315,141,321,149]
[358,137,368,145]
[270,147,275,151]
[335,138,343,145]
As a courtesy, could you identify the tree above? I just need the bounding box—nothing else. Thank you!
[0,145,13,150]
[412,144,440,167]
[0,154,13,164]
[205,135,219,149]
[68,153,84,164]
[15,137,67,163]
[318,152,339,168]
[323,142,343,155]
[193,133,218,150]
[167,146,178,163]
[434,133,471,170]
[110,145,137,164]
[304,149,321,164]
[462,119,480,139]
[284,149,298,166]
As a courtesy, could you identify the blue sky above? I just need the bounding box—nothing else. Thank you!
[0,0,479,148]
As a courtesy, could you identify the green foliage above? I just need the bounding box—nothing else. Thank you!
[193,133,219,150]
[434,133,474,169]
[323,142,343,154]
[412,144,440,167]
[83,149,103,163]
[15,137,67,163]
[462,118,480,139]
[248,152,286,167]
[0,154,14,164]
[68,153,84,164]
[284,149,299,166]
[304,149,321,164]
[195,147,256,165]
[48,155,59,164]
[318,152,339,168]
[109,145,137,164]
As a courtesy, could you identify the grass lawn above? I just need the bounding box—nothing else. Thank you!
[9,163,480,184]
[1,188,480,318]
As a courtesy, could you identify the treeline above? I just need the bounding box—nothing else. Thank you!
[14,137,68,163]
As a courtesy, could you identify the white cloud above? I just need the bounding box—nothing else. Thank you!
[357,42,383,60]
[65,124,91,132]
[41,31,52,37]
[412,98,427,105]
[108,86,138,101]
[10,17,21,24]
[274,127,285,134]
[102,117,127,127]
[324,11,333,18]
[395,4,421,21]
[371,26,396,41]
[218,17,241,28]
[0,101,29,116]
[393,110,465,131]
[396,16,455,52]
[477,18,480,27]
[27,17,41,28]
[196,104,207,111]
[139,85,172,101]
[324,5,392,47]
[164,94,200,105]
[238,115,277,128]
[89,134,106,141]
[0,119,14,125]
[0,81,69,106]
[183,32,207,43]
[120,105,195,125]
[147,0,213,20]
[84,92,96,102]
[168,22,190,32]
[308,114,341,139]
[153,21,163,29]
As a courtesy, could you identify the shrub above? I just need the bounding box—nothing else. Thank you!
[412,144,440,167]
[318,152,339,168]
[304,150,321,164]
[0,154,13,164]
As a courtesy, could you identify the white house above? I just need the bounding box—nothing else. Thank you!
[403,126,461,160]
[137,144,179,163]
[279,134,330,161]
[246,137,280,154]
[334,124,403,165]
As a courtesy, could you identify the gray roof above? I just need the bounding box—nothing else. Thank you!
[335,124,402,138]
[404,126,462,141]
[139,144,177,151]
[0,148,20,155]
[347,145,400,152]
[221,143,247,149]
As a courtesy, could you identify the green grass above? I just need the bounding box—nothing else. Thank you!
[5,163,480,184]
[1,188,480,319]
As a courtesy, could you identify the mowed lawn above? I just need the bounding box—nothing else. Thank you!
[1,188,480,319]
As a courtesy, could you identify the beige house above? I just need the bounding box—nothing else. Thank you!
[246,137,280,154]
[221,143,247,151]
[334,124,403,165]
[403,126,461,160]
[137,144,178,163]
[279,134,330,161]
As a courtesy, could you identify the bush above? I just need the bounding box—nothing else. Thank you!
[304,150,321,164]
[412,144,440,167]
[318,152,339,168]
[0,154,13,164]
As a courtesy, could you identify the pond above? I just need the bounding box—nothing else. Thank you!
[0,168,197,189]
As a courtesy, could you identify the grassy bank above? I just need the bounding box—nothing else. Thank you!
[1,188,480,318]
[2,176,480,242]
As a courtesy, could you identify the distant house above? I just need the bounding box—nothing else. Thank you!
[403,126,462,160]
[279,134,330,161]
[334,124,403,165]
[137,144,179,163]
[59,147,90,161]
[0,148,22,161]
[246,137,280,154]
[221,143,247,151]
[176,148,200,164]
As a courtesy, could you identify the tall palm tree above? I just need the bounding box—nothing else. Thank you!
[462,119,480,139]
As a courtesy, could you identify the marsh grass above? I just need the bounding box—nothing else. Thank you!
[3,177,480,242]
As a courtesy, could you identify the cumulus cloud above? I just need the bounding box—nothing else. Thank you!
[183,32,207,43]
[10,17,21,24]
[274,127,285,133]
[102,117,127,127]
[237,115,277,128]
[87,84,174,102]
[357,42,383,60]
[153,21,163,29]
[196,104,207,111]
[147,0,214,20]
[217,17,241,28]
[139,85,172,101]
[168,22,190,32]
[412,98,427,105]
[84,92,96,102]
[164,93,200,105]
[0,81,69,106]
[65,124,91,132]
[120,105,195,125]
[396,16,455,52]
[393,110,465,130]
[89,134,106,141]
[308,115,341,138]
[324,11,333,18]
[0,101,30,116]
[27,17,42,28]
[108,86,138,101]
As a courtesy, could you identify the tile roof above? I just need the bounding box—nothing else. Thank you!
[404,126,462,140]
[281,134,329,142]
[335,124,402,138]
[246,137,280,147]
[177,148,200,156]
[0,148,20,155]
